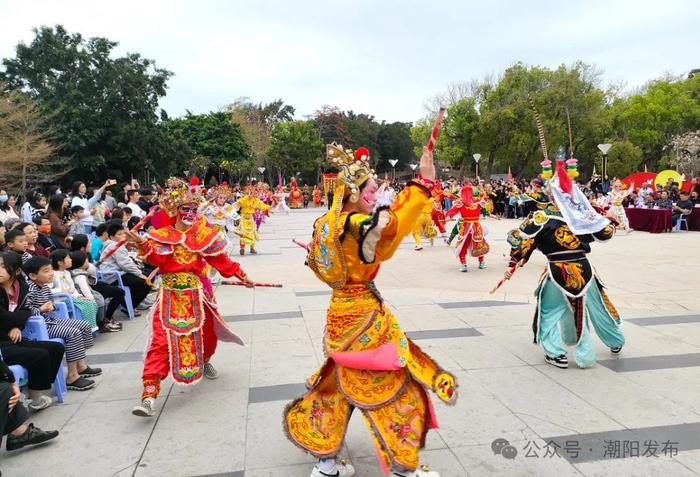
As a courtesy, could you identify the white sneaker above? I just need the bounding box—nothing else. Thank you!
[310,461,355,477]
[393,466,440,477]
[204,362,219,380]
[132,397,156,417]
[414,245,423,251]
[28,394,53,412]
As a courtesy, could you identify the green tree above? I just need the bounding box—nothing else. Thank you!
[268,120,324,184]
[162,111,252,180]
[376,121,415,173]
[616,75,700,169]
[1,25,177,182]
[605,140,643,178]
[228,97,295,182]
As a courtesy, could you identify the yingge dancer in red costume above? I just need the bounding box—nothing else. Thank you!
[126,178,254,417]
[445,183,489,272]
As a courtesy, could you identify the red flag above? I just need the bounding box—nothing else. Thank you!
[555,160,573,195]
[507,166,513,182]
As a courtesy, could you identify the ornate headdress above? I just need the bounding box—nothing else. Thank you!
[209,183,234,200]
[326,143,376,203]
[159,177,205,217]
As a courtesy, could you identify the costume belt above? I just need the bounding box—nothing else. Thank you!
[546,251,587,263]
[332,281,383,303]
[161,272,202,290]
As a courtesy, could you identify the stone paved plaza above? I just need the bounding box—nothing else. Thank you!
[2,209,700,477]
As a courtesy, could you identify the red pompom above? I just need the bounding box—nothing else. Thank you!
[221,181,229,186]
[354,147,370,161]
[189,176,200,186]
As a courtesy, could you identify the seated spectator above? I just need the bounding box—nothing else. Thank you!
[24,256,101,391]
[1,355,59,451]
[91,223,108,262]
[0,221,5,250]
[68,205,86,237]
[69,234,90,254]
[15,222,49,258]
[70,251,122,333]
[594,192,609,209]
[0,192,19,224]
[33,215,58,252]
[50,250,98,330]
[638,182,654,202]
[672,191,694,227]
[98,222,151,315]
[46,194,70,249]
[122,207,133,226]
[0,252,65,410]
[691,190,700,205]
[653,191,673,209]
[4,228,32,264]
[21,191,47,223]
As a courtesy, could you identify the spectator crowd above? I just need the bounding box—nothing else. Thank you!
[0,179,162,456]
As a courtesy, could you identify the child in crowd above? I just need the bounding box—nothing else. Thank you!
[91,223,109,262]
[70,232,125,330]
[50,250,99,330]
[68,205,86,237]
[99,222,151,314]
[0,252,65,411]
[4,228,32,264]
[23,256,100,391]
[121,208,133,227]
[70,251,122,332]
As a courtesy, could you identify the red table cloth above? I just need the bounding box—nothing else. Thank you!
[624,207,672,233]
[686,206,700,231]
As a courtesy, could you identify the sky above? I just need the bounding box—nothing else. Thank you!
[1,0,699,123]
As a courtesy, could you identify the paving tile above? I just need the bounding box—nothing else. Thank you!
[406,327,482,339]
[295,290,331,297]
[224,310,303,322]
[90,351,143,364]
[545,421,700,464]
[248,382,307,404]
[598,353,700,373]
[469,366,624,436]
[627,315,700,326]
[452,438,579,476]
[138,388,248,476]
[438,300,527,309]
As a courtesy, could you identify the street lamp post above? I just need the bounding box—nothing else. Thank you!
[388,159,399,182]
[257,167,266,184]
[472,153,481,178]
[409,163,418,177]
[597,143,612,180]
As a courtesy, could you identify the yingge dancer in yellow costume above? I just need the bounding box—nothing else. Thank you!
[284,143,458,477]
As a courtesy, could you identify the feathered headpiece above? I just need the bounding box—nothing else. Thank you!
[159,177,205,217]
[326,143,376,203]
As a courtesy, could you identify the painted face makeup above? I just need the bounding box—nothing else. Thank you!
[359,180,378,213]
[178,204,199,225]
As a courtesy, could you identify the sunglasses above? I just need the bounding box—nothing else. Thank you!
[178,206,198,213]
